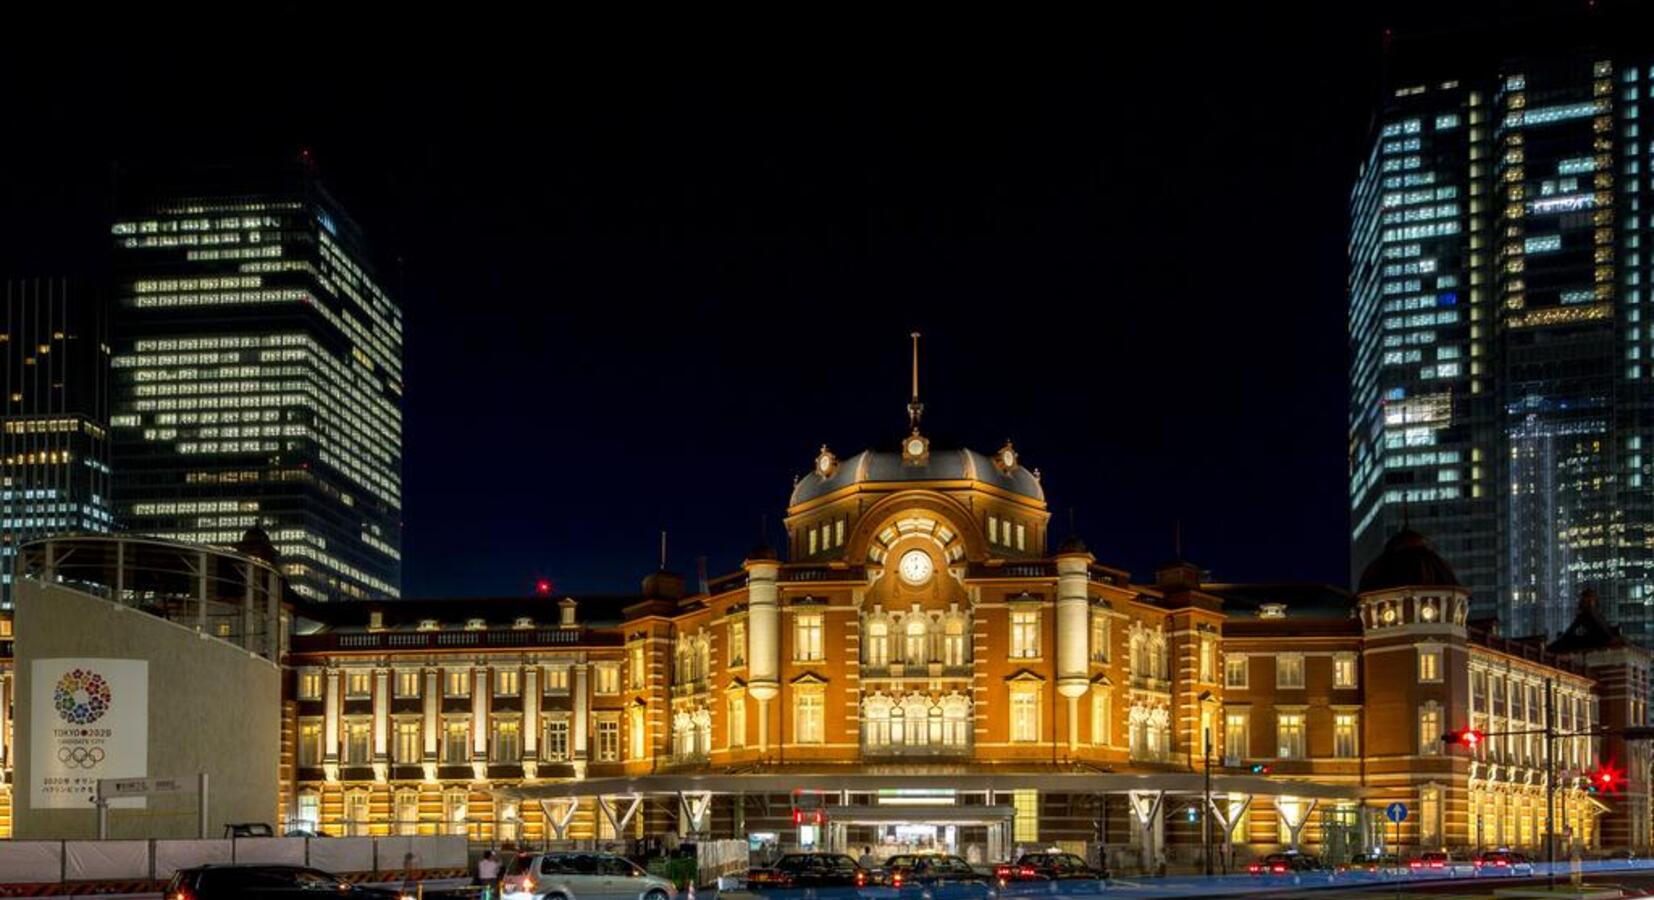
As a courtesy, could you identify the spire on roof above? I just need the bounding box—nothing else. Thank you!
[907,331,924,433]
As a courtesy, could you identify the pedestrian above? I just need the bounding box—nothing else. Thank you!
[400,853,418,898]
[858,845,876,869]
[476,849,501,899]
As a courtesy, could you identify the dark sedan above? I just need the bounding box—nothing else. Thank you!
[167,865,406,900]
[880,854,992,899]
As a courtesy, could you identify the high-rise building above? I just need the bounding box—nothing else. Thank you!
[0,278,112,605]
[1350,32,1654,640]
[109,160,403,602]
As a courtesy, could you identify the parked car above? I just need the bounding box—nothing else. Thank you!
[166,864,403,900]
[994,851,1107,885]
[746,853,870,889]
[879,854,992,898]
[1473,850,1534,876]
[1248,852,1327,876]
[1339,852,1402,876]
[500,852,675,900]
[1408,851,1475,876]
[222,823,275,838]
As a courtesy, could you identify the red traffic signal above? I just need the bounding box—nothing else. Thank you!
[1588,763,1623,794]
[1441,729,1484,748]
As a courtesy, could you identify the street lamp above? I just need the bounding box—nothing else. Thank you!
[1198,690,1216,877]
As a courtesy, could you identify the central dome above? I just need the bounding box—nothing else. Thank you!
[789,447,1045,508]
[1357,528,1459,594]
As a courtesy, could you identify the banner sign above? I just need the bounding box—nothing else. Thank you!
[31,659,148,809]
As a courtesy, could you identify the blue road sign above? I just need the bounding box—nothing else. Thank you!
[1385,802,1408,823]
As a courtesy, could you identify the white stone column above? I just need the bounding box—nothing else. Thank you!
[746,559,781,753]
[324,670,341,761]
[1056,553,1092,755]
[573,664,590,778]
[471,666,490,781]
[524,667,541,756]
[373,670,390,757]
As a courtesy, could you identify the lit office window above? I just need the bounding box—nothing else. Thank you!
[1276,713,1305,759]
[1419,647,1443,682]
[394,721,420,764]
[795,691,824,743]
[1334,713,1358,758]
[795,614,824,662]
[543,719,570,762]
[1009,610,1040,659]
[596,719,620,761]
[1276,655,1305,689]
[1010,689,1040,742]
[1225,655,1248,688]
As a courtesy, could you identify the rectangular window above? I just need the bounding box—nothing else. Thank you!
[795,614,824,661]
[345,720,371,764]
[1276,712,1305,759]
[1009,609,1040,659]
[442,790,468,836]
[443,720,468,762]
[1015,523,1026,550]
[629,645,646,688]
[394,791,419,836]
[596,719,620,761]
[594,664,620,695]
[543,719,570,761]
[394,720,421,764]
[1333,654,1358,689]
[544,666,569,693]
[492,720,521,763]
[988,516,999,544]
[1011,690,1040,742]
[1090,688,1111,745]
[1419,647,1443,682]
[1198,637,1215,682]
[1420,706,1442,755]
[298,720,322,767]
[299,671,323,700]
[1334,713,1358,758]
[835,518,845,547]
[395,670,421,698]
[795,691,824,743]
[1090,615,1110,662]
[729,695,747,748]
[1225,655,1248,689]
[445,670,470,698]
[1224,712,1249,761]
[494,669,520,696]
[1276,654,1305,689]
[1012,789,1039,842]
[729,619,746,667]
[345,671,372,698]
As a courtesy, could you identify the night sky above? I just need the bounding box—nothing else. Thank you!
[1,4,1596,598]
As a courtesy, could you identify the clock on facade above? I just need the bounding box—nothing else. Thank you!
[906,437,927,457]
[898,549,934,585]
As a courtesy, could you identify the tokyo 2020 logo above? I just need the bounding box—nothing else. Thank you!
[54,669,111,725]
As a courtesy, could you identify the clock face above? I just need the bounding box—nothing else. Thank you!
[1001,449,1016,468]
[898,549,934,585]
[906,438,926,457]
[1382,606,1398,624]
[817,454,833,474]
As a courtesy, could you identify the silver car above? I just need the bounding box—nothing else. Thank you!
[502,852,676,900]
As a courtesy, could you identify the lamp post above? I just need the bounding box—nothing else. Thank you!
[1198,690,1215,877]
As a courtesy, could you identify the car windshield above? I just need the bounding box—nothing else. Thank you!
[506,855,535,875]
[1422,852,1448,861]
[825,855,859,873]
[886,856,916,869]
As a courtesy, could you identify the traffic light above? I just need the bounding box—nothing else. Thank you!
[1250,763,1273,775]
[792,808,803,825]
[1440,729,1484,749]
[1588,763,1624,794]
[1186,806,1199,823]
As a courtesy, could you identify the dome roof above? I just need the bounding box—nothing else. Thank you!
[789,447,1045,507]
[1357,528,1459,594]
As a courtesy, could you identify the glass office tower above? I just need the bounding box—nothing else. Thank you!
[0,277,113,606]
[110,161,403,602]
[1351,49,1654,641]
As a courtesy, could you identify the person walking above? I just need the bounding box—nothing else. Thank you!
[475,850,501,899]
[858,846,876,869]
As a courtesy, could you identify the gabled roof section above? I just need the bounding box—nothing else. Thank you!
[1547,588,1630,654]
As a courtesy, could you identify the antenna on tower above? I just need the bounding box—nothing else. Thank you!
[659,530,668,571]
[696,556,709,595]
[907,331,924,433]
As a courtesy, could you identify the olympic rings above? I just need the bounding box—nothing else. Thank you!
[55,747,105,768]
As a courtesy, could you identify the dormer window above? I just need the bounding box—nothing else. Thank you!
[513,617,534,630]
[368,610,385,631]
[1258,603,1287,619]
[465,618,487,631]
[417,619,440,632]
[988,515,1027,551]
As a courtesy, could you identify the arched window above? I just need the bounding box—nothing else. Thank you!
[890,703,906,745]
[692,707,712,757]
[902,694,930,745]
[943,615,968,667]
[863,694,893,746]
[865,619,890,667]
[942,694,971,746]
[629,704,646,760]
[905,616,930,666]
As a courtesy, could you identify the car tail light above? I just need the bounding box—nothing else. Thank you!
[1496,860,1508,867]
[1409,861,1422,869]
[1248,863,1261,874]
[1271,864,1286,874]
[1430,861,1444,869]
[892,872,903,887]
[994,865,1011,879]
[855,871,867,887]
[1018,866,1036,879]
[170,888,196,900]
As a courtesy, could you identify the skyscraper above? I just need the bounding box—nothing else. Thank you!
[0,277,112,605]
[1350,30,1654,640]
[109,160,403,602]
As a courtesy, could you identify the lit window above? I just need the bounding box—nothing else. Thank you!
[904,616,929,665]
[795,691,824,743]
[345,671,372,698]
[445,670,470,698]
[1010,688,1040,742]
[395,670,421,698]
[943,617,968,667]
[394,720,421,764]
[443,721,469,762]
[627,707,645,760]
[1012,789,1039,842]
[298,720,322,767]
[594,664,620,695]
[344,720,371,764]
[629,645,646,688]
[1090,687,1111,746]
[1198,636,1215,683]
[795,613,824,662]
[865,618,889,667]
[1419,646,1443,682]
[1276,654,1305,689]
[299,671,323,700]
[728,619,746,667]
[543,718,570,761]
[1333,654,1358,689]
[1224,655,1248,689]
[596,718,620,761]
[1334,712,1358,758]
[544,666,569,693]
[494,669,520,696]
[1090,615,1110,662]
[728,694,747,748]
[1223,711,1249,761]
[1276,712,1305,759]
[492,720,521,763]
[394,790,419,836]
[1419,705,1442,755]
[1009,609,1040,659]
